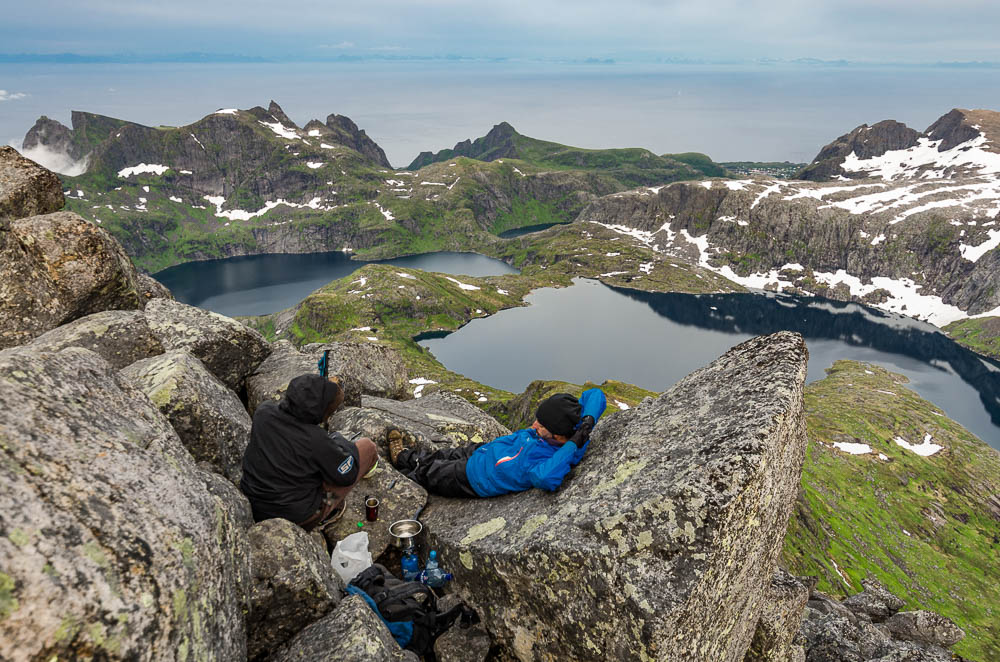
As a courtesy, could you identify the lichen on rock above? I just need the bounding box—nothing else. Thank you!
[422,331,809,661]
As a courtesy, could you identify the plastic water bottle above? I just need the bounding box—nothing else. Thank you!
[419,550,453,587]
[401,548,420,581]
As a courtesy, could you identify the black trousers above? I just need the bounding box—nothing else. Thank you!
[394,443,484,498]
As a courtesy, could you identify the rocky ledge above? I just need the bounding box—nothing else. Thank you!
[0,155,981,662]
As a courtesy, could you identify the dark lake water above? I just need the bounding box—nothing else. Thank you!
[498,222,570,238]
[419,279,1000,447]
[153,251,520,317]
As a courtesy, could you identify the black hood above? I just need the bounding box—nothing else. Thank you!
[280,374,340,424]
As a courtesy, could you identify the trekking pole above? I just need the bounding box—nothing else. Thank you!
[317,349,330,378]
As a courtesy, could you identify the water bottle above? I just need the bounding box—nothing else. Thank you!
[418,550,453,588]
[401,548,420,581]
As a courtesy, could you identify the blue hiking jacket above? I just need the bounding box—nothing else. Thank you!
[465,388,607,497]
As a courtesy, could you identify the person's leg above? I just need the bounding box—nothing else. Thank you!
[401,442,483,497]
[419,455,479,497]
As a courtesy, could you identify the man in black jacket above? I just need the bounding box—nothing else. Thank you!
[240,373,377,530]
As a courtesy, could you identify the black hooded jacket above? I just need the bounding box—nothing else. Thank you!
[240,374,360,523]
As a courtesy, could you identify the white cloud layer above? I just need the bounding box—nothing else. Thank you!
[9,142,89,176]
[0,90,28,102]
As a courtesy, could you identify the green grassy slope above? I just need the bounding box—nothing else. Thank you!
[407,123,728,188]
[944,317,1000,361]
[783,360,1000,661]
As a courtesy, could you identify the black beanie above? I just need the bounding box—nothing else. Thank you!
[535,393,582,437]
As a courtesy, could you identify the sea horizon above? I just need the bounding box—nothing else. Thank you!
[6,60,1000,170]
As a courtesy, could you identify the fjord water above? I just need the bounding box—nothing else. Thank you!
[153,251,519,317]
[419,279,1000,447]
[7,61,1000,167]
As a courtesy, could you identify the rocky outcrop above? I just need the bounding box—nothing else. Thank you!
[799,579,966,661]
[420,331,808,661]
[246,518,344,661]
[123,350,251,483]
[270,595,419,662]
[409,121,522,170]
[883,611,965,648]
[743,570,810,662]
[1,211,146,349]
[322,113,392,168]
[137,272,174,301]
[434,594,492,662]
[0,345,250,661]
[23,111,140,164]
[144,297,271,392]
[0,146,64,221]
[247,340,408,413]
[842,577,906,621]
[332,391,511,455]
[27,309,164,369]
[798,107,1000,182]
[796,120,921,181]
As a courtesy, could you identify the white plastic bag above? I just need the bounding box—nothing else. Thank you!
[331,531,372,583]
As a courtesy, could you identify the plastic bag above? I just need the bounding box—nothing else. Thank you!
[331,531,372,583]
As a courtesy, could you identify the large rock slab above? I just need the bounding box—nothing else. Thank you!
[248,340,408,413]
[0,145,64,221]
[422,331,809,662]
[0,345,250,661]
[331,391,511,456]
[799,583,964,662]
[122,350,251,483]
[883,611,964,648]
[434,594,492,662]
[144,297,271,392]
[1,211,145,349]
[27,309,164,369]
[247,518,344,661]
[743,569,810,662]
[843,577,906,622]
[304,342,409,403]
[270,594,419,662]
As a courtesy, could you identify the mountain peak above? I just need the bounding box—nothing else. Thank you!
[407,121,523,169]
[798,107,1000,181]
[267,101,296,128]
[487,121,518,138]
[926,108,1000,153]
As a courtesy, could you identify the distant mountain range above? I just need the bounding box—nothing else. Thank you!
[21,101,726,273]
[407,120,727,183]
[18,103,1000,330]
[575,107,1000,325]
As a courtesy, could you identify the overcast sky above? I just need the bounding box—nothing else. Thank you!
[4,0,1000,63]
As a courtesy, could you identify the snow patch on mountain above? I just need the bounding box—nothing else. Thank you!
[118,164,169,178]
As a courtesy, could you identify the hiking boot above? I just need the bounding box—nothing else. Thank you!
[387,428,415,464]
[320,498,348,527]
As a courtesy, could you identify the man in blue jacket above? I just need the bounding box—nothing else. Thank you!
[390,389,606,497]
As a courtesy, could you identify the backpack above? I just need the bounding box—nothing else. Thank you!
[348,563,478,659]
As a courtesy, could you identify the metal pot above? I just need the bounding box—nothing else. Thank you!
[388,519,423,549]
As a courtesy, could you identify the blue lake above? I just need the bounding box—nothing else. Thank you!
[420,278,1000,447]
[153,251,519,317]
[154,251,1000,446]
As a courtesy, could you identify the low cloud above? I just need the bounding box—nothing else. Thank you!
[319,41,355,49]
[9,141,90,176]
[0,90,28,102]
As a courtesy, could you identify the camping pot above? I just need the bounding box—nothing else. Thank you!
[388,519,423,549]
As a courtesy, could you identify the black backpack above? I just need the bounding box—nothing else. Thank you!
[349,564,478,659]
